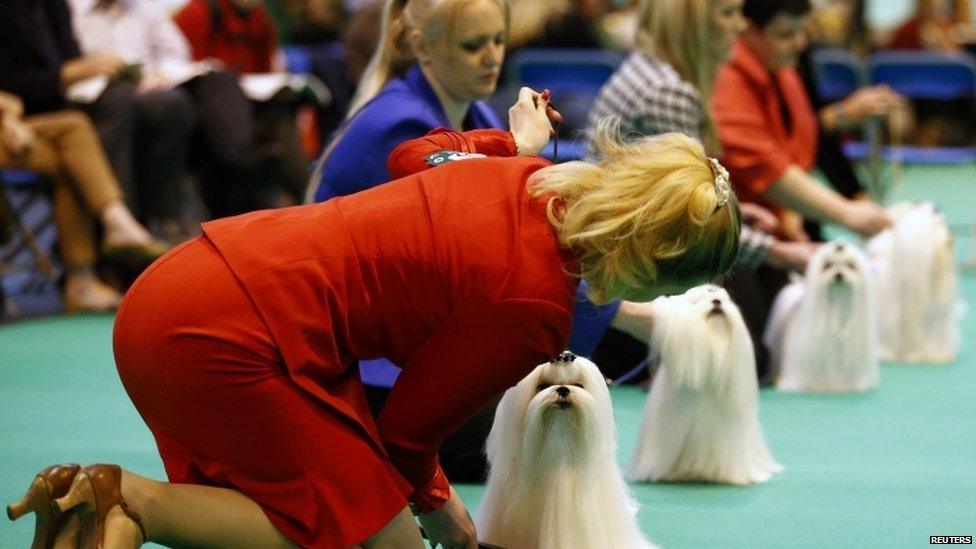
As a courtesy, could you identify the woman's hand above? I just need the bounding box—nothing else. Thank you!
[1,116,35,156]
[841,199,892,237]
[766,240,820,273]
[739,202,780,234]
[779,210,811,242]
[827,85,906,131]
[60,54,126,85]
[508,87,561,157]
[416,486,478,548]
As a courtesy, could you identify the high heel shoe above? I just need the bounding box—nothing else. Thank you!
[7,463,81,549]
[101,239,170,271]
[54,464,146,549]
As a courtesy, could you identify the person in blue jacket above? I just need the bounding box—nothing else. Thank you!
[304,0,655,479]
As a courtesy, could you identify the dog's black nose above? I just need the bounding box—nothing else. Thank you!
[711,299,721,307]
[834,272,844,282]
[556,386,570,398]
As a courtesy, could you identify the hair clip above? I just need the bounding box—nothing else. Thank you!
[554,351,577,364]
[708,157,731,211]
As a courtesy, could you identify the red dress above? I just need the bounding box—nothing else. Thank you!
[113,130,577,547]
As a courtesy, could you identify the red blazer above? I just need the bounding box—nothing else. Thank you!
[713,40,818,210]
[174,0,276,72]
[200,129,576,509]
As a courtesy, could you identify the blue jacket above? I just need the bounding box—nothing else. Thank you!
[312,65,502,202]
[310,65,619,386]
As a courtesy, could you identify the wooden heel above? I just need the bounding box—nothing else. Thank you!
[6,464,81,549]
[54,473,96,514]
[6,476,46,521]
[57,464,148,548]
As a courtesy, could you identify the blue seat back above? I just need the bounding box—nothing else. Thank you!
[509,48,624,96]
[869,50,976,101]
[811,48,865,102]
[506,48,624,135]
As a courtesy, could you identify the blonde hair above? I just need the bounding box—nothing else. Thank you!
[636,0,722,154]
[529,124,741,304]
[506,0,570,49]
[349,0,509,116]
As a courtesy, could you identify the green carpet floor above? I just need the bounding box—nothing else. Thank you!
[1,164,973,548]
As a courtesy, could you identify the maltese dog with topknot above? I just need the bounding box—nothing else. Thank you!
[629,286,782,485]
[476,352,655,549]
[869,202,961,363]
[765,240,879,392]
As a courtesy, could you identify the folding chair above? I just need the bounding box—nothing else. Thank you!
[0,170,62,318]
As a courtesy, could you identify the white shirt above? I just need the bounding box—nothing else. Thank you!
[68,0,192,79]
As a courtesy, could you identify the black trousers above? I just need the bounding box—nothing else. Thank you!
[181,71,258,218]
[77,83,194,223]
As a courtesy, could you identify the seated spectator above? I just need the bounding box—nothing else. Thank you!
[713,0,890,243]
[70,0,278,221]
[587,0,818,381]
[0,91,167,311]
[890,0,960,51]
[0,0,186,232]
[174,0,311,213]
[67,0,196,239]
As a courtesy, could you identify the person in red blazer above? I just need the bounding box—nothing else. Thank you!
[8,91,741,549]
[713,0,890,243]
[175,0,277,73]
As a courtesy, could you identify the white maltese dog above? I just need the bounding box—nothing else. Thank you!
[629,286,782,485]
[868,202,961,363]
[765,240,879,392]
[476,352,655,549]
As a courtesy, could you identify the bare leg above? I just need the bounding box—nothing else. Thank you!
[118,470,424,549]
[121,470,294,548]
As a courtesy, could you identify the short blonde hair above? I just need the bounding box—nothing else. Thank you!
[529,125,741,304]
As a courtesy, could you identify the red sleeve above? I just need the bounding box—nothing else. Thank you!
[386,128,518,179]
[376,298,570,512]
[712,67,792,196]
[174,1,212,61]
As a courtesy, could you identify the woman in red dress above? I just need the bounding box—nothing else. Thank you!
[7,92,741,549]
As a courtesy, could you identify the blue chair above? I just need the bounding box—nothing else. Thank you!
[811,48,866,102]
[869,50,976,101]
[864,50,976,165]
[842,142,976,164]
[506,48,624,141]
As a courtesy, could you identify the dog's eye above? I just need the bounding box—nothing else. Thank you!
[572,383,584,388]
[536,383,551,392]
[823,262,835,269]
[846,261,857,269]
